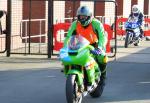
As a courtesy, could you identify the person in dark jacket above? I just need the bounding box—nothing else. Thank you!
[128,5,144,38]
[0,10,7,34]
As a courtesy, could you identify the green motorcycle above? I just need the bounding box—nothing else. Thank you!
[59,35,105,103]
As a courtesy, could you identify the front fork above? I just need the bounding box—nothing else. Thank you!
[64,66,84,86]
[64,65,100,92]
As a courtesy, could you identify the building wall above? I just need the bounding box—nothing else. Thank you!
[65,1,80,23]
[80,1,94,16]
[11,1,23,49]
[54,1,150,24]
[123,0,131,17]
[95,2,105,16]
[138,0,144,13]
[0,0,7,10]
[149,0,150,15]
[22,1,46,43]
[131,0,138,7]
[54,1,65,24]
[12,1,22,35]
[45,1,48,41]
[144,0,149,15]
[0,0,150,52]
[116,0,123,16]
[105,2,115,24]
[148,1,150,15]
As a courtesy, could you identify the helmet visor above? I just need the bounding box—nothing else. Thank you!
[133,13,139,17]
[78,15,90,26]
[78,15,88,21]
[132,7,138,13]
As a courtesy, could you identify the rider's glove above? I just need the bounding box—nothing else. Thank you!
[137,22,142,27]
[90,48,102,55]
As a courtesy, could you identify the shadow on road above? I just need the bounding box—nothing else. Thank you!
[84,47,150,103]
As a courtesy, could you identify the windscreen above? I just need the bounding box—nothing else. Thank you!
[67,35,90,50]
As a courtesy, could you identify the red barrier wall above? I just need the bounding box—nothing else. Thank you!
[53,18,150,53]
[116,18,127,36]
[103,24,113,52]
[144,18,150,36]
[53,23,113,53]
[53,23,71,51]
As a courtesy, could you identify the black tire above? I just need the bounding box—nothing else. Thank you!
[90,79,105,98]
[66,75,82,103]
[125,33,131,48]
[146,36,150,41]
[134,41,139,46]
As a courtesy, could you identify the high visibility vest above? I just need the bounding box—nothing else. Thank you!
[76,22,98,44]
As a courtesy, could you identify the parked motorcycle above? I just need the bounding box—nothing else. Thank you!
[59,35,104,103]
[124,17,141,48]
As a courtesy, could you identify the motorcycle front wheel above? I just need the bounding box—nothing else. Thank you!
[134,41,139,46]
[125,33,132,48]
[66,75,82,103]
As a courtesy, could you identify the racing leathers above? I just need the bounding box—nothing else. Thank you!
[128,12,144,38]
[64,18,108,83]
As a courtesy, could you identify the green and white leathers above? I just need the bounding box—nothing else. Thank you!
[64,18,108,65]
[60,35,100,85]
[60,18,108,103]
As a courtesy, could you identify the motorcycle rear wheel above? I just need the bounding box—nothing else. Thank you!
[90,79,105,98]
[66,75,82,103]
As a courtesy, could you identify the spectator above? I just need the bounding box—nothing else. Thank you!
[0,10,7,34]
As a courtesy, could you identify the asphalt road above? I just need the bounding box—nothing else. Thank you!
[0,60,150,103]
[0,40,150,103]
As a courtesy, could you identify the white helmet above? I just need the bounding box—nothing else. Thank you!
[132,5,140,14]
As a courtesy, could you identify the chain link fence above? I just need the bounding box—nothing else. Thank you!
[0,0,117,58]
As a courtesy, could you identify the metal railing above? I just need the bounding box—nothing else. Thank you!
[20,19,47,54]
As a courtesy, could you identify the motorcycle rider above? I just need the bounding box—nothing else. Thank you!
[64,6,108,86]
[128,4,144,39]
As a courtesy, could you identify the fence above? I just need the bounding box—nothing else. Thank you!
[0,0,118,58]
[9,0,48,55]
[52,0,117,58]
